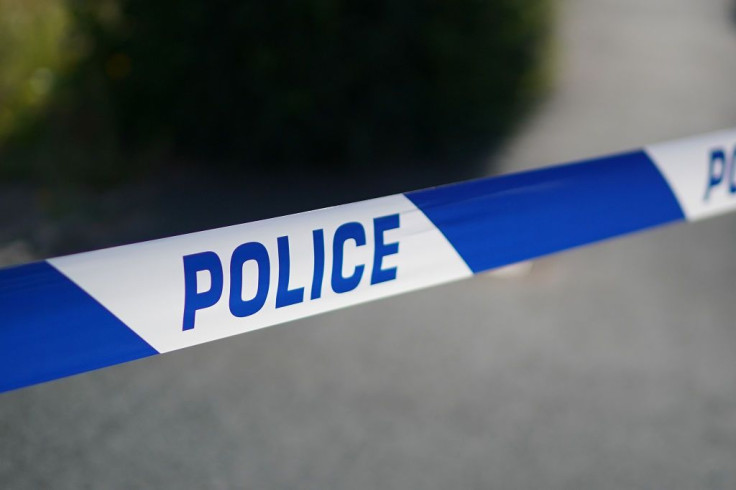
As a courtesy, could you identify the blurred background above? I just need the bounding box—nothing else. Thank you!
[0,0,550,185]
[1,0,736,488]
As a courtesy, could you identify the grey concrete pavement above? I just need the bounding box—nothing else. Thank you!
[2,0,736,488]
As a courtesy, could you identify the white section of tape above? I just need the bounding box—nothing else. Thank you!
[646,128,736,221]
[49,194,471,353]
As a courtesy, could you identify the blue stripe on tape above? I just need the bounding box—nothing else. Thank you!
[405,150,685,273]
[0,261,158,393]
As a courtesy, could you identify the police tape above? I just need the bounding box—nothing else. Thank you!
[2,128,736,393]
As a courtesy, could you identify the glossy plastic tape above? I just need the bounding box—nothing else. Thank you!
[3,128,736,393]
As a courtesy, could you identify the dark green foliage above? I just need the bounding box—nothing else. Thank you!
[71,0,551,170]
[2,0,552,184]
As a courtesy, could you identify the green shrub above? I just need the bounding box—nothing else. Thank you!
[2,0,553,182]
[0,0,70,144]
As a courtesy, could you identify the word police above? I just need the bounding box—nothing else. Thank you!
[182,214,400,330]
[705,145,736,201]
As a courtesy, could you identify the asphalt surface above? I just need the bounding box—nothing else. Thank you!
[2,0,736,488]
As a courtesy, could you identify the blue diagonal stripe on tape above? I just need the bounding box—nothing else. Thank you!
[405,151,686,273]
[0,261,158,393]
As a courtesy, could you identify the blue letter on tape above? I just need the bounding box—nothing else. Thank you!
[331,222,366,293]
[229,242,270,318]
[182,251,224,330]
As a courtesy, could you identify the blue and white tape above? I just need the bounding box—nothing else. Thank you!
[2,128,736,393]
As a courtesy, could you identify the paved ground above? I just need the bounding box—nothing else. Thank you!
[2,0,736,488]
